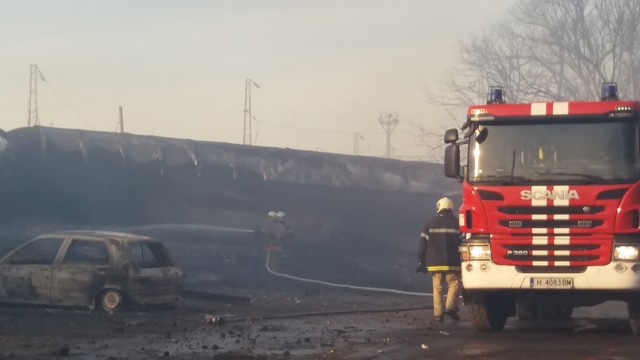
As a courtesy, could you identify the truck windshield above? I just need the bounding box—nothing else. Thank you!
[468,118,640,184]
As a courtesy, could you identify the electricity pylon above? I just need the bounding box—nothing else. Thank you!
[27,64,46,127]
[378,112,399,158]
[243,78,261,145]
[354,133,364,155]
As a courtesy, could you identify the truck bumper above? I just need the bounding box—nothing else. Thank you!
[462,261,640,290]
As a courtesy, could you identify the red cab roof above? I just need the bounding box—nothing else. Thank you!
[467,100,640,118]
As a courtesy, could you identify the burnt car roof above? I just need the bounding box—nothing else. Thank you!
[35,230,156,242]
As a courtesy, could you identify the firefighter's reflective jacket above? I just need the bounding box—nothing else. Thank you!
[417,211,461,272]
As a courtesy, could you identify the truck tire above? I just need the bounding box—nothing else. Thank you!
[469,301,508,331]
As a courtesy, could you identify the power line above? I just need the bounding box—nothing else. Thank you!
[257,119,378,135]
[242,81,429,157]
[27,65,94,129]
[246,82,422,147]
[42,79,95,129]
[257,85,379,126]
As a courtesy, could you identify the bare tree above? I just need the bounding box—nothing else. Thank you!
[439,0,640,107]
[417,0,640,162]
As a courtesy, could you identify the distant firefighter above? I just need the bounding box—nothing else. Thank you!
[262,211,292,253]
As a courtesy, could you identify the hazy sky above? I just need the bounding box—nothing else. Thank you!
[0,1,515,159]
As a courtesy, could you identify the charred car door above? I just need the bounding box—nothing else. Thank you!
[0,237,64,304]
[126,240,182,304]
[50,238,110,307]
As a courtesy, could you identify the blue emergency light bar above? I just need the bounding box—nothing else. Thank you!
[601,82,618,101]
[486,86,505,104]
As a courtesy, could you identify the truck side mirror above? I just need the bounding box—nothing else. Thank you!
[444,128,459,144]
[444,144,461,180]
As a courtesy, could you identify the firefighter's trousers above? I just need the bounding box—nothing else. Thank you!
[432,271,461,317]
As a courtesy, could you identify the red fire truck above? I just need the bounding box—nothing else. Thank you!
[444,83,640,334]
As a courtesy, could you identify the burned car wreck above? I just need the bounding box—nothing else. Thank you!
[0,230,183,312]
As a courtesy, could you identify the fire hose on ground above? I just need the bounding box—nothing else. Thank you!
[265,241,432,297]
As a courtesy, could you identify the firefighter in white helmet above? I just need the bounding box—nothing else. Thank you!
[262,210,292,269]
[416,197,462,324]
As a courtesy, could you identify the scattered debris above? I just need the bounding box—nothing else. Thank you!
[204,314,226,325]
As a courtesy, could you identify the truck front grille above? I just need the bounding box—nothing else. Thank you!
[473,183,632,269]
[491,236,611,267]
[490,202,612,266]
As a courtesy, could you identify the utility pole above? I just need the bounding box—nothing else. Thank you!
[243,78,261,145]
[353,133,364,155]
[378,112,399,158]
[117,106,125,133]
[27,64,45,127]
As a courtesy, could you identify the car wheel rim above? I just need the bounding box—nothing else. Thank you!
[101,290,122,312]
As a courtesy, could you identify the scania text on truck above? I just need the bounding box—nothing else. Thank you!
[443,83,640,334]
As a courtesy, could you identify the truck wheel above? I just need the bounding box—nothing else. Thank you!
[469,301,508,331]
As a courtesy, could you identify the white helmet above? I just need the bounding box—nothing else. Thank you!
[436,197,454,213]
[268,211,276,217]
[276,211,286,218]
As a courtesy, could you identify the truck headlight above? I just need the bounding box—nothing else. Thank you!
[470,245,491,260]
[613,245,639,261]
[460,245,491,261]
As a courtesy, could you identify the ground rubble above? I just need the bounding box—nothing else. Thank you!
[2,293,637,360]
[0,287,433,359]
